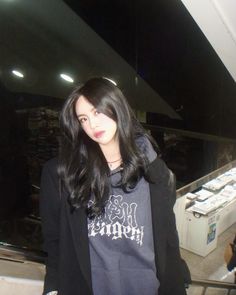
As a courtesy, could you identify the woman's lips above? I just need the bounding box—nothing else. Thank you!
[94,131,105,138]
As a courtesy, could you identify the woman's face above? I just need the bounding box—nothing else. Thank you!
[75,95,118,148]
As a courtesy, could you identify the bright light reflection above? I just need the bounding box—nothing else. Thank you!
[12,70,24,78]
[103,77,117,86]
[60,73,74,83]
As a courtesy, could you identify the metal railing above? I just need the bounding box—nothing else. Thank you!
[0,241,46,264]
[176,159,236,199]
[1,230,236,295]
[191,278,236,295]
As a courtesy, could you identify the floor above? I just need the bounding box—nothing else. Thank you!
[0,259,44,295]
[181,222,236,295]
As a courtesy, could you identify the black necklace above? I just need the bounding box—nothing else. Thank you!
[107,158,122,168]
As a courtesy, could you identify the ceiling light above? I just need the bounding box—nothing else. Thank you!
[103,77,117,86]
[60,73,74,83]
[12,70,24,78]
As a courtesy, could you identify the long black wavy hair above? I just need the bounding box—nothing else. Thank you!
[58,77,157,218]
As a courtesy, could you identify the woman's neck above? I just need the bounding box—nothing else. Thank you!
[99,140,121,163]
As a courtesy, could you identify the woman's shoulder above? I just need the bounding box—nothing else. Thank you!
[41,157,59,182]
[43,157,58,172]
[148,156,174,184]
[135,134,157,163]
[148,157,176,205]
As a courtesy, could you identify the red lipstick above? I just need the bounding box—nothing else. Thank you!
[94,131,105,138]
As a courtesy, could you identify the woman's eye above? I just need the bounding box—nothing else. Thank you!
[79,117,87,124]
[94,110,100,116]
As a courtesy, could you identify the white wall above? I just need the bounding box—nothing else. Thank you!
[181,0,236,82]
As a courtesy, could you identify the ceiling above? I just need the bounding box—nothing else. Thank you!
[0,0,180,119]
[1,0,236,136]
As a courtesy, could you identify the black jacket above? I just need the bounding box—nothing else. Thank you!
[40,156,189,295]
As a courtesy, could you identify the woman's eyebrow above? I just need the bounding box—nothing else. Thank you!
[77,107,96,118]
[77,113,86,118]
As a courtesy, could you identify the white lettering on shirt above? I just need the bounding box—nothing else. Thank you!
[88,195,144,246]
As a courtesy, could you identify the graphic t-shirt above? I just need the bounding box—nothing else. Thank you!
[88,136,159,295]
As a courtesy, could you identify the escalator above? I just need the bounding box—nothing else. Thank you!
[1,214,236,295]
[0,242,45,294]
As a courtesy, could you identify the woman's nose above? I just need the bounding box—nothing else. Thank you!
[89,116,98,129]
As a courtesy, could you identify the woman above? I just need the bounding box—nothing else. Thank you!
[40,77,189,295]
[225,234,236,283]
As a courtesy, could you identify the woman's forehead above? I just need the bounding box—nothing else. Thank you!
[75,95,95,115]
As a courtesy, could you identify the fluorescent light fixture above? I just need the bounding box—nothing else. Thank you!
[12,70,24,78]
[103,77,117,86]
[60,73,74,83]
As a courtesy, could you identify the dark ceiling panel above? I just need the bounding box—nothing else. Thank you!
[64,0,236,137]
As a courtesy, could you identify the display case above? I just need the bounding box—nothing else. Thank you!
[174,160,236,257]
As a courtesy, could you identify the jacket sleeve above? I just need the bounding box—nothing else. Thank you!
[148,157,190,294]
[166,164,192,288]
[40,159,61,294]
